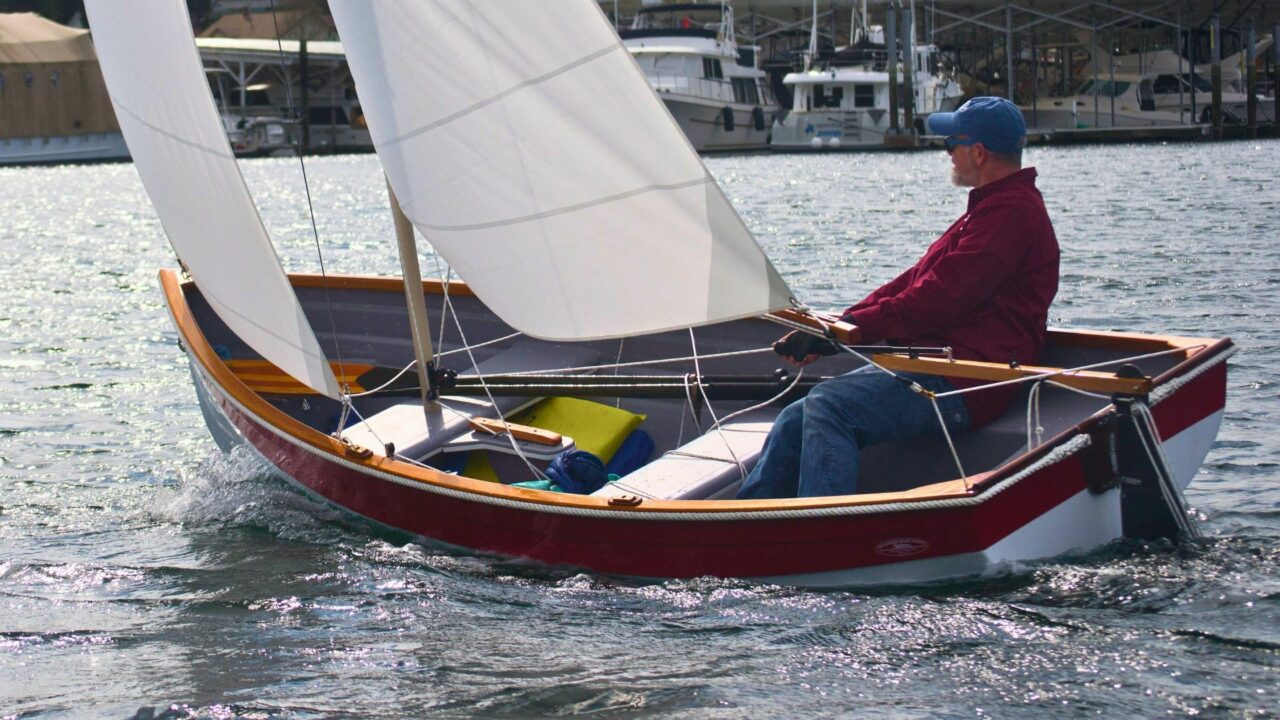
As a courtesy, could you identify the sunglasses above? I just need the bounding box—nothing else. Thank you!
[944,136,978,154]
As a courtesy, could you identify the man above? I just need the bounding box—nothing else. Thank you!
[738,96,1059,499]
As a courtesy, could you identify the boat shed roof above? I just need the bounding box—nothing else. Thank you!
[194,37,346,64]
[0,12,97,64]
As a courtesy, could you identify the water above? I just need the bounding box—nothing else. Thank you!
[2,141,1278,718]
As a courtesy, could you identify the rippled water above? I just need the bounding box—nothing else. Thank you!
[2,141,1277,718]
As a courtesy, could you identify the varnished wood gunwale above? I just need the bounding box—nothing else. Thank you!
[160,269,1228,515]
[288,273,478,296]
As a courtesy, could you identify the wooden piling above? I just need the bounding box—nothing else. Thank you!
[1246,23,1257,137]
[1188,8,1198,124]
[300,38,311,153]
[901,7,915,136]
[1210,16,1222,140]
[887,7,899,135]
[1005,0,1015,102]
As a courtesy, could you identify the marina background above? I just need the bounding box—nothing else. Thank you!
[3,0,1279,163]
[1,139,1277,717]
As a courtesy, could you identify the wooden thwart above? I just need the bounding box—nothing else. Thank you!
[226,359,376,394]
[871,354,1154,395]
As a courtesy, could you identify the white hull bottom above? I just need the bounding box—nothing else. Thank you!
[771,109,920,151]
[762,409,1223,587]
[0,132,129,165]
[659,95,771,153]
[1023,105,1191,130]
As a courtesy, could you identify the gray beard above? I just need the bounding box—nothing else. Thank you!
[951,168,978,187]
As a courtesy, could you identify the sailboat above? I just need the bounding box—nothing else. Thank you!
[86,0,1233,587]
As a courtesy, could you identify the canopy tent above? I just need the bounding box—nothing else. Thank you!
[0,12,96,64]
[0,12,118,140]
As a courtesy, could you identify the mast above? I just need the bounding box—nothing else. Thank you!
[806,0,819,69]
[388,180,438,410]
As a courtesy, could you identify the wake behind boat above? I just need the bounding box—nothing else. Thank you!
[88,0,1232,587]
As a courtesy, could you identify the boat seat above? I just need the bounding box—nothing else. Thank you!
[592,410,777,501]
[339,342,601,461]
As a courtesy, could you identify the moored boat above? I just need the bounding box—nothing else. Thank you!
[771,10,964,151]
[619,3,776,153]
[89,0,1233,587]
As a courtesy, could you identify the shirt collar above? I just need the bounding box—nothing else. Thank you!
[967,167,1038,211]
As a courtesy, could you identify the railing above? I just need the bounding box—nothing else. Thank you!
[643,72,773,107]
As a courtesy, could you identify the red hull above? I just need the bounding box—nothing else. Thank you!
[193,356,1227,580]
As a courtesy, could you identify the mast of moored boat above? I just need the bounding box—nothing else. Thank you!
[806,0,818,69]
[388,180,438,411]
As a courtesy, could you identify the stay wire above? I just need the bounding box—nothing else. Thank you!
[430,260,547,481]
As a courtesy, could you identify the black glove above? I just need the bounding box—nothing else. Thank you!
[773,331,840,362]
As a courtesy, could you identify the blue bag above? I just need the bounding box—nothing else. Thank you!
[544,450,609,494]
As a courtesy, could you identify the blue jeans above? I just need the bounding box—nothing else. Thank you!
[737,367,972,499]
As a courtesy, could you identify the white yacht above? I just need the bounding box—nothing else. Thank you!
[771,27,964,151]
[619,3,775,152]
[1022,72,1190,130]
[1114,45,1275,123]
[1023,41,1275,130]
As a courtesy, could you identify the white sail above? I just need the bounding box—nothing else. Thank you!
[84,0,340,398]
[329,0,793,341]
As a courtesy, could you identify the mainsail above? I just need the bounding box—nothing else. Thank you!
[330,0,794,341]
[84,0,340,399]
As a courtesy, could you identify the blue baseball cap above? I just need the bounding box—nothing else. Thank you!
[926,96,1026,153]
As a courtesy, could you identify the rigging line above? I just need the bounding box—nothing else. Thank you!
[682,373,705,436]
[689,328,747,480]
[929,393,969,490]
[714,367,806,427]
[500,346,775,376]
[817,317,976,483]
[1024,378,1115,450]
[432,262,547,482]
[267,1,349,384]
[434,266,451,366]
[613,337,625,409]
[348,332,524,399]
[1026,380,1046,451]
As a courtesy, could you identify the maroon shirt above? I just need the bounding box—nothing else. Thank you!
[843,167,1059,427]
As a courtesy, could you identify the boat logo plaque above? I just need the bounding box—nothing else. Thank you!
[875,537,930,558]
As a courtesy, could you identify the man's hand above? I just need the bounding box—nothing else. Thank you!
[772,331,840,367]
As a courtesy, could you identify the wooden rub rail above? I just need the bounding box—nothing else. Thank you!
[871,354,1154,395]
